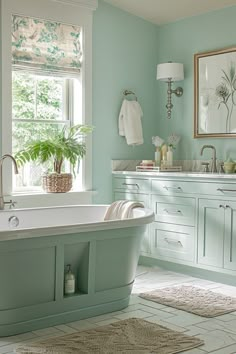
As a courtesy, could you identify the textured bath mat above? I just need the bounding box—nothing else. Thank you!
[140,285,236,317]
[15,318,204,354]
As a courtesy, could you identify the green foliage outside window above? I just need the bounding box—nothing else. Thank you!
[12,71,68,187]
[12,71,64,153]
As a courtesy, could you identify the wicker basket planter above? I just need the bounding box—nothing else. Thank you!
[42,173,73,193]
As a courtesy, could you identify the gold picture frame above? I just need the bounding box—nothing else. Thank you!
[194,47,236,138]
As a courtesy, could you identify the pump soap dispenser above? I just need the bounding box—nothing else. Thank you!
[64,264,75,295]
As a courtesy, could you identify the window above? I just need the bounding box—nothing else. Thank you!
[11,14,83,192]
[12,72,81,191]
[1,0,95,204]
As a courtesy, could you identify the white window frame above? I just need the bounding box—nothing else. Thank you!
[0,0,97,207]
[12,73,74,193]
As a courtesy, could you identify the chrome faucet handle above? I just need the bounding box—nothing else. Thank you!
[10,200,17,209]
[4,199,17,209]
[201,162,210,173]
[211,157,218,173]
[219,162,225,174]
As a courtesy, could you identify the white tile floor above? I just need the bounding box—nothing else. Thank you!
[2,265,236,354]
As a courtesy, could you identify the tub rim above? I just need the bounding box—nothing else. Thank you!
[0,205,154,241]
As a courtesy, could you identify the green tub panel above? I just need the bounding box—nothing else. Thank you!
[0,224,146,336]
[95,234,143,292]
[0,246,56,310]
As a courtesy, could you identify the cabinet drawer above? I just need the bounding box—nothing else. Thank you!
[152,195,195,226]
[152,179,236,197]
[114,192,149,207]
[202,182,236,196]
[113,177,151,192]
[151,222,194,262]
[152,180,198,195]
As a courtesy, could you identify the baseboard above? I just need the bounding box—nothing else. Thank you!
[139,256,236,287]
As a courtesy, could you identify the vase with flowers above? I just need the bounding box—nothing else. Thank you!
[152,136,165,166]
[166,133,181,166]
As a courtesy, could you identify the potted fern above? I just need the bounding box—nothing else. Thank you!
[15,124,93,193]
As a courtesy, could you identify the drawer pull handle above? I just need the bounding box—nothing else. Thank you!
[163,209,182,215]
[163,186,182,191]
[217,188,236,193]
[122,183,140,189]
[164,238,183,247]
[219,204,232,210]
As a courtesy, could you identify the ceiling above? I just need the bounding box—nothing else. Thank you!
[104,0,236,25]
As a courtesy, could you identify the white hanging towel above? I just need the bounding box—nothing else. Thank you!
[119,99,144,145]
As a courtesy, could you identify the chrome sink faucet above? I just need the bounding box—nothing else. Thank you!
[200,145,217,173]
[0,154,19,210]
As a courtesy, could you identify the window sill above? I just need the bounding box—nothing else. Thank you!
[6,190,96,209]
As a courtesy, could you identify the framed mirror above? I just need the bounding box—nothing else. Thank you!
[194,47,236,138]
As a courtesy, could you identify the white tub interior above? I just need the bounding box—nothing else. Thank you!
[0,205,153,233]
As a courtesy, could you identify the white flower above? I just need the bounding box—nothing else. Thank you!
[152,136,164,148]
[167,134,180,148]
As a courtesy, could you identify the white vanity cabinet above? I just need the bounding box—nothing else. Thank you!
[112,172,236,281]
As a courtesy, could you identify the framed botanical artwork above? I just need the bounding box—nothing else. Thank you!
[194,47,236,138]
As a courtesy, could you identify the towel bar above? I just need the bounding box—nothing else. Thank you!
[123,89,137,101]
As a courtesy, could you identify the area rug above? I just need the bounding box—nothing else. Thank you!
[15,318,204,354]
[140,285,236,317]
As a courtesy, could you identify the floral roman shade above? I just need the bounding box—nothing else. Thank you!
[12,15,82,76]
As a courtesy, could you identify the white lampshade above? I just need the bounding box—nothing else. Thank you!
[156,62,184,82]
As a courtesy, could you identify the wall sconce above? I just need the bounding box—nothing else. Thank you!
[156,62,184,119]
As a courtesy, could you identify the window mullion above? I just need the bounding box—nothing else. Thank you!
[66,79,74,175]
[67,79,74,126]
[35,78,38,120]
[12,119,70,125]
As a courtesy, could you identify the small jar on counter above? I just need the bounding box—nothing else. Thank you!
[166,146,173,166]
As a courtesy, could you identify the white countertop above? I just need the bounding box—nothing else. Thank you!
[112,171,236,180]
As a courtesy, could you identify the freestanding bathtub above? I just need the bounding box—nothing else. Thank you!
[0,204,154,336]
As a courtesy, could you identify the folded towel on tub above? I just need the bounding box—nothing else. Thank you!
[104,200,144,221]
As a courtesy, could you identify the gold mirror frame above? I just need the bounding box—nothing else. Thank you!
[194,47,236,138]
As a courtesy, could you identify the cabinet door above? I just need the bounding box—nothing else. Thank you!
[224,201,236,270]
[114,191,150,253]
[198,199,224,268]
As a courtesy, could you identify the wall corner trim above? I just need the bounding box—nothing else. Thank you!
[51,0,98,10]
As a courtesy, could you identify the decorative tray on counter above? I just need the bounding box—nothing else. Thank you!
[136,165,183,172]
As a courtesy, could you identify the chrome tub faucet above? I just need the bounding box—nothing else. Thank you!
[200,145,217,173]
[0,154,19,210]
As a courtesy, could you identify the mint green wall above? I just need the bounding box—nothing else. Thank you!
[92,1,158,203]
[156,6,236,161]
